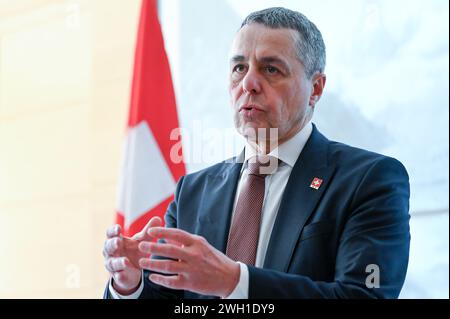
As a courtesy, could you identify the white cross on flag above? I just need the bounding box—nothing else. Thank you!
[115,0,185,236]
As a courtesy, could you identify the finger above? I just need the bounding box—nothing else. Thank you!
[106,224,121,238]
[133,216,163,241]
[105,257,130,272]
[139,259,185,274]
[144,216,163,230]
[138,242,190,261]
[147,227,194,246]
[102,247,109,258]
[148,273,184,290]
[164,238,184,247]
[104,237,122,256]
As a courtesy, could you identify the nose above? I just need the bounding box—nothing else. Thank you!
[242,68,262,95]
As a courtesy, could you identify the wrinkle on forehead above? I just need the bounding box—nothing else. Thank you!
[229,24,300,63]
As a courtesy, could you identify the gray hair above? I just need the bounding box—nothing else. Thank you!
[241,7,326,78]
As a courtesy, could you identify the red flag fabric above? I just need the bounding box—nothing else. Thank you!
[116,0,185,236]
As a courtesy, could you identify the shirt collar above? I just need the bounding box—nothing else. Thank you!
[244,121,313,168]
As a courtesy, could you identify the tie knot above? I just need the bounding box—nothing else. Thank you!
[247,155,279,176]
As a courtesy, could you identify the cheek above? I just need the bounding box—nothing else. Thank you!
[269,91,292,118]
[229,84,241,106]
[286,85,307,112]
[271,90,304,125]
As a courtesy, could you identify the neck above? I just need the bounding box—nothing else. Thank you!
[249,124,306,154]
[247,139,277,155]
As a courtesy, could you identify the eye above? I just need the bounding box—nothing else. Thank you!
[233,64,247,74]
[265,66,280,74]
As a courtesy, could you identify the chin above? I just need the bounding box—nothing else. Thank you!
[239,123,272,140]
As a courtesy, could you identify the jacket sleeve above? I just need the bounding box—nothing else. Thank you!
[248,157,411,298]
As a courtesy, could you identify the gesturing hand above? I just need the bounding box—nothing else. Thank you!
[103,216,163,295]
[138,227,240,298]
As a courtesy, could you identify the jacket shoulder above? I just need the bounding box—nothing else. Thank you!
[327,139,407,173]
[179,156,241,184]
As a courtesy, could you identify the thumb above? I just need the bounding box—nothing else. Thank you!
[132,216,163,241]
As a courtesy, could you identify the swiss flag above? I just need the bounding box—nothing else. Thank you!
[115,0,186,236]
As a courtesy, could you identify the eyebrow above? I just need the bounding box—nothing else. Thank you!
[260,56,290,71]
[230,55,246,64]
[230,55,290,72]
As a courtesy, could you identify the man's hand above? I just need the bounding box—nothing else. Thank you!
[103,216,163,295]
[138,227,240,298]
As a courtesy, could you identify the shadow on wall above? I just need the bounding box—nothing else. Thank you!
[178,0,241,127]
[313,92,391,152]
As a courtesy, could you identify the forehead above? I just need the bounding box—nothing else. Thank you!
[230,24,299,61]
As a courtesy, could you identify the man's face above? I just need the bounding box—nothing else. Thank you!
[229,23,321,145]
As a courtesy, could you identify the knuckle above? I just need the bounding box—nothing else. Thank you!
[106,239,114,253]
[111,238,121,252]
[193,234,206,244]
[107,225,117,237]
[110,258,117,270]
[105,258,113,271]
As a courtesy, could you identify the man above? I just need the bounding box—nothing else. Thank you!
[103,7,410,299]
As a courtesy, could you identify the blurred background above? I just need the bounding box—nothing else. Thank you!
[0,0,448,298]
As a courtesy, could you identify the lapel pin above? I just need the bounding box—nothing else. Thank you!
[310,177,323,190]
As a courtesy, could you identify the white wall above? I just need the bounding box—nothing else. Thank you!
[0,0,142,298]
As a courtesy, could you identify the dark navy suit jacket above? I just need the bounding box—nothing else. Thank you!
[105,124,410,299]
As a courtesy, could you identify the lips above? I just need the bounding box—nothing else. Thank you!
[239,107,264,119]
[239,104,264,113]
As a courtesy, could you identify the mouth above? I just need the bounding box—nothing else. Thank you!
[239,105,264,121]
[239,104,264,113]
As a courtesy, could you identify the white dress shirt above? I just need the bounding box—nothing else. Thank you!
[110,121,313,299]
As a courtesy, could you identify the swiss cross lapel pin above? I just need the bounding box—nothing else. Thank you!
[310,177,323,190]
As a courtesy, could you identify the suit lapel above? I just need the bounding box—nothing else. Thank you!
[195,153,244,253]
[264,125,336,271]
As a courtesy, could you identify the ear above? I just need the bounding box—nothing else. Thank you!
[309,74,326,108]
